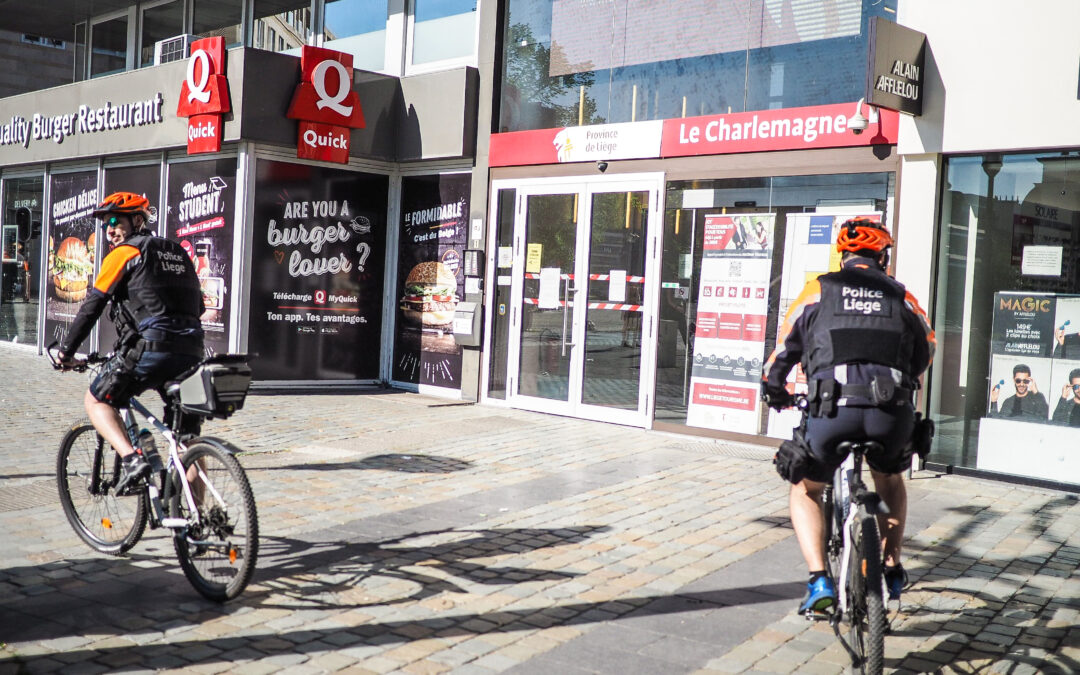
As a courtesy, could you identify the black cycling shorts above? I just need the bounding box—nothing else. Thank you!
[90,350,201,407]
[802,404,915,483]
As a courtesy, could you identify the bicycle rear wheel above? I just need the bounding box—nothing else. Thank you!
[56,424,148,555]
[169,441,258,601]
[847,512,886,675]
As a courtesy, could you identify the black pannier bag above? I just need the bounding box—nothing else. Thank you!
[178,355,252,419]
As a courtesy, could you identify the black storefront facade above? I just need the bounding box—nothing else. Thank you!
[0,46,482,393]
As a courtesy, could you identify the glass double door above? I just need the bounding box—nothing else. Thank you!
[507,175,662,426]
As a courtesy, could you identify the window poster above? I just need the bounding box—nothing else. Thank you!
[686,213,775,433]
[44,171,98,351]
[96,165,162,353]
[165,159,237,356]
[978,291,1080,485]
[767,210,883,438]
[392,174,470,389]
[249,161,387,381]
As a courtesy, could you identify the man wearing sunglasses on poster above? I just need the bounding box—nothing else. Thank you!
[56,191,205,494]
[989,363,1049,421]
[1051,368,1080,427]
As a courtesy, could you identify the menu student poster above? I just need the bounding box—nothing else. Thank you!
[392,174,470,389]
[44,171,98,350]
[767,210,883,438]
[166,159,237,356]
[686,213,774,433]
[97,165,162,353]
[249,161,387,381]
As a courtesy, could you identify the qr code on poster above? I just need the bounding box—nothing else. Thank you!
[728,261,742,277]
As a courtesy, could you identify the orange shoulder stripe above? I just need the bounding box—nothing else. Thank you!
[93,245,140,294]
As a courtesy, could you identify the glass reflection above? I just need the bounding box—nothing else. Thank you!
[581,191,648,410]
[500,0,895,132]
[517,194,575,401]
[324,0,387,71]
[1,176,44,346]
[91,16,128,78]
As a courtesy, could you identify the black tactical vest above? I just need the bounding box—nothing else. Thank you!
[114,233,203,330]
[802,263,916,379]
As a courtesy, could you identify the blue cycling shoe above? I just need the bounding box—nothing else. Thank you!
[798,576,837,615]
[884,564,908,601]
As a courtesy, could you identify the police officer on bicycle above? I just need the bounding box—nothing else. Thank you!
[57,192,205,494]
[761,217,935,615]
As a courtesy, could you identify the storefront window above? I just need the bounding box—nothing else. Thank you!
[1,176,44,346]
[139,0,185,67]
[931,151,1080,487]
[324,0,388,72]
[410,0,477,67]
[655,172,894,435]
[193,0,244,48]
[90,14,129,78]
[498,0,893,132]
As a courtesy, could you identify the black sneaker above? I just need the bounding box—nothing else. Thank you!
[114,453,150,495]
[884,563,908,601]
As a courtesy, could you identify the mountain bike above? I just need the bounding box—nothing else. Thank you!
[816,440,889,675]
[48,346,259,602]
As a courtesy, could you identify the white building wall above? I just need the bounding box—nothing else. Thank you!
[897,0,1080,155]
[894,1,1080,318]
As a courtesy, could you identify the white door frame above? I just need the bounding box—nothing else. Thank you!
[494,172,664,427]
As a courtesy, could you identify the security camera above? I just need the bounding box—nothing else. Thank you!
[848,112,868,135]
[596,160,609,173]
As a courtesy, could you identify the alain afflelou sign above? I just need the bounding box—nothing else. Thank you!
[865,16,927,117]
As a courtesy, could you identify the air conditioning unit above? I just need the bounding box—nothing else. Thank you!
[154,34,196,65]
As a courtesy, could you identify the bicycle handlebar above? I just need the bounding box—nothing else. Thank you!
[46,341,107,373]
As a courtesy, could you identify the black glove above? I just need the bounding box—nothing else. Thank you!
[762,385,793,410]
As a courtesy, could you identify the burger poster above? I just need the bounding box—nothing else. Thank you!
[392,174,470,389]
[165,158,237,356]
[44,171,98,349]
[249,161,387,381]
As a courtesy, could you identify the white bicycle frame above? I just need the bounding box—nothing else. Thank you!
[120,397,212,530]
[835,453,856,614]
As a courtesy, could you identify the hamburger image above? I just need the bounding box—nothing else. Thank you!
[53,236,94,303]
[400,261,458,328]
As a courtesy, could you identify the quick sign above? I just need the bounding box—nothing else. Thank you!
[865,16,926,116]
[175,36,231,154]
[286,46,366,164]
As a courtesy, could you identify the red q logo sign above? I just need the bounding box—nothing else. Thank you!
[287,46,365,163]
[176,36,230,154]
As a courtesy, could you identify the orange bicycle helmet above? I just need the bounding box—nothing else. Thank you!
[836,217,893,254]
[92,191,151,219]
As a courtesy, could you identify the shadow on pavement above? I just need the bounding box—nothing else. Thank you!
[879,498,1080,673]
[249,452,474,474]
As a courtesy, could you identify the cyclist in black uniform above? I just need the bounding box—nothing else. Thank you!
[762,218,935,614]
[57,191,205,493]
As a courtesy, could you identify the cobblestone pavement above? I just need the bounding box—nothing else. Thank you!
[1,342,1079,674]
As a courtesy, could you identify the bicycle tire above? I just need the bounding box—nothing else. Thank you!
[848,512,886,675]
[169,441,258,601]
[56,423,148,555]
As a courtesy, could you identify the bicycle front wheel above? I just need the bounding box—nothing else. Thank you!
[848,512,886,675]
[169,441,258,601]
[56,424,148,555]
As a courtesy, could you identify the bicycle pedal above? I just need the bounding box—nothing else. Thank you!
[161,518,188,528]
[804,608,833,622]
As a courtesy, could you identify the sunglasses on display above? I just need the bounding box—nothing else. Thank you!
[1015,378,1031,384]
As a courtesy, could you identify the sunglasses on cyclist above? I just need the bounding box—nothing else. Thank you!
[1014,378,1031,384]
[101,215,129,229]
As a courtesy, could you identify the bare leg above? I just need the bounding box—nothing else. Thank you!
[870,470,906,566]
[84,389,135,457]
[790,478,828,572]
